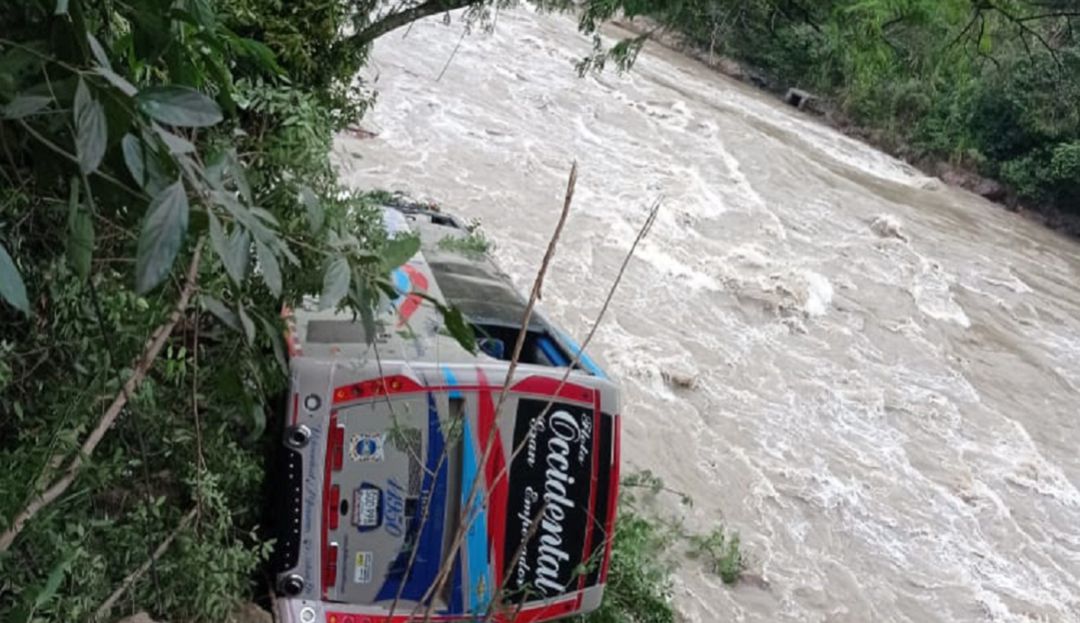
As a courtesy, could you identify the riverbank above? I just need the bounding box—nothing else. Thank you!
[610,16,1080,238]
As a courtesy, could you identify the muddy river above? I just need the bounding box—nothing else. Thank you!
[334,9,1080,622]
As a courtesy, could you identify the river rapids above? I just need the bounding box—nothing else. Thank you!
[334,10,1080,622]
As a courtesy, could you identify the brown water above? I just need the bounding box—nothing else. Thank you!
[334,10,1080,622]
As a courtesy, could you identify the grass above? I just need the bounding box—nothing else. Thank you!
[576,471,746,623]
[437,229,493,258]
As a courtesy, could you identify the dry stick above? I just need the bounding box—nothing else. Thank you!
[416,164,577,623]
[436,27,468,82]
[479,198,661,623]
[93,508,197,622]
[0,240,206,553]
[193,304,205,527]
[490,500,551,621]
[384,449,450,621]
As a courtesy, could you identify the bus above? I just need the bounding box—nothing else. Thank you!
[270,203,621,623]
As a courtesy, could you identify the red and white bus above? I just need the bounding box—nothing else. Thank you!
[270,204,621,623]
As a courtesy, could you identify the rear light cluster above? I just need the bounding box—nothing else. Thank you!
[323,543,339,595]
[328,486,340,530]
[332,375,424,404]
[331,424,345,472]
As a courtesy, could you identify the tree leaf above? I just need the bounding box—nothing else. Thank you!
[225,227,250,285]
[225,150,251,203]
[86,31,111,69]
[255,239,281,297]
[153,125,195,154]
[299,186,324,233]
[258,314,289,376]
[34,555,70,609]
[137,86,223,127]
[443,305,476,354]
[95,67,137,97]
[356,276,377,345]
[237,301,256,344]
[201,294,240,332]
[121,133,146,187]
[2,95,51,119]
[319,256,350,310]
[247,402,266,442]
[0,241,29,314]
[67,178,94,280]
[135,180,189,293]
[381,234,420,270]
[74,78,107,174]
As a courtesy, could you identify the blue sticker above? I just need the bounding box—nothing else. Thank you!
[349,432,385,462]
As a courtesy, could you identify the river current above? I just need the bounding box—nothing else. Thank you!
[334,10,1080,622]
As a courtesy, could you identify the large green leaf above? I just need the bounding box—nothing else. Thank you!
[123,133,169,195]
[121,133,146,187]
[300,185,324,233]
[201,294,240,332]
[95,67,137,97]
[137,86,223,127]
[135,180,190,293]
[225,227,250,285]
[443,305,477,354]
[255,239,281,297]
[74,78,107,174]
[237,301,256,344]
[382,234,420,270]
[153,125,195,154]
[319,256,350,310]
[86,31,111,69]
[2,95,51,119]
[0,241,29,314]
[258,314,289,376]
[67,179,93,279]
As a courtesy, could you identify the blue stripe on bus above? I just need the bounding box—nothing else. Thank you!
[558,331,607,378]
[375,393,448,604]
[536,336,569,367]
[459,420,493,614]
[442,366,463,399]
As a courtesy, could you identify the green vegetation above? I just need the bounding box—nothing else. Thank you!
[579,470,745,623]
[438,228,495,258]
[587,1,1080,215]
[0,0,472,620]
[688,527,744,585]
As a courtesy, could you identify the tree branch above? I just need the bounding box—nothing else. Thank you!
[0,240,205,553]
[344,0,479,49]
[93,508,197,622]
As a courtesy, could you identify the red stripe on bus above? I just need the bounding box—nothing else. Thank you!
[579,396,602,591]
[321,412,337,598]
[332,375,597,406]
[291,392,299,426]
[328,485,340,530]
[331,425,344,472]
[600,415,621,583]
[509,375,595,404]
[476,368,508,586]
[323,596,580,623]
[395,264,429,328]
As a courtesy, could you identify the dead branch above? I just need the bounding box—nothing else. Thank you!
[416,163,577,622]
[93,508,197,622]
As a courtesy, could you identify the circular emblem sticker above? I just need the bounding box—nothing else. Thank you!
[349,432,385,462]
